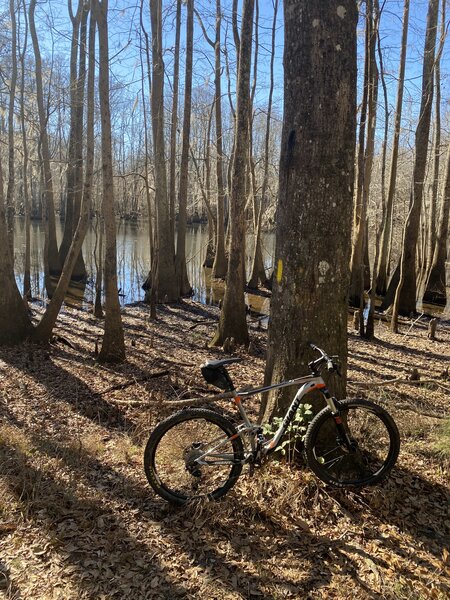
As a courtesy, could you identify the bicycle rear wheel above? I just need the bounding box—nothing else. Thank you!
[144,408,244,504]
[304,398,400,487]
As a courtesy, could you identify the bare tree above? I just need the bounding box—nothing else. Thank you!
[390,0,439,329]
[94,0,125,361]
[175,0,193,297]
[376,0,410,296]
[145,0,178,303]
[29,0,61,290]
[211,0,255,347]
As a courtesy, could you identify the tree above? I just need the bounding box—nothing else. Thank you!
[0,155,33,345]
[211,0,227,279]
[248,0,277,290]
[376,0,409,297]
[261,0,357,421]
[175,0,193,297]
[390,0,439,326]
[58,0,88,282]
[6,0,18,257]
[349,0,378,311]
[29,0,61,292]
[145,0,178,303]
[31,2,96,344]
[211,0,255,348]
[94,0,125,362]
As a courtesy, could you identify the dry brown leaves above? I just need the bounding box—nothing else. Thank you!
[0,301,449,599]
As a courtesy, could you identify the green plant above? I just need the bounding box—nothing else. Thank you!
[262,404,314,462]
[435,418,450,457]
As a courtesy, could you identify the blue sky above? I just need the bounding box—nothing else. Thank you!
[24,0,450,149]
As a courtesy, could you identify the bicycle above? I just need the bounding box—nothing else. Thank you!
[144,343,400,504]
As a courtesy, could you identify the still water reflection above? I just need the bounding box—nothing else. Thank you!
[13,218,275,313]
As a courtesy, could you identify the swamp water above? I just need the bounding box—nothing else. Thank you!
[13,218,275,315]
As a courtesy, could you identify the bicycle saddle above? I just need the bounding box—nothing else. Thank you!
[202,357,242,370]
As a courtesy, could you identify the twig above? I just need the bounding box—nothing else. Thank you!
[403,312,424,337]
[189,320,217,330]
[161,391,236,406]
[99,370,169,394]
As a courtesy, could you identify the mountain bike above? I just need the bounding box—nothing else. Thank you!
[144,343,400,504]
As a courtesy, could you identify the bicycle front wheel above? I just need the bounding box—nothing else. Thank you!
[144,408,244,504]
[304,398,400,487]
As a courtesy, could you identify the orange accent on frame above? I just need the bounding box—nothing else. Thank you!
[308,383,326,392]
[234,396,241,405]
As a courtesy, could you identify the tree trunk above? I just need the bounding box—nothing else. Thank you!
[145,0,178,303]
[0,155,33,345]
[349,0,378,309]
[390,0,439,320]
[261,0,357,421]
[32,4,96,344]
[58,1,88,282]
[175,0,193,297]
[169,0,181,243]
[94,0,125,362]
[6,0,18,258]
[423,140,450,304]
[211,0,255,348]
[376,0,410,296]
[29,0,60,288]
[211,0,227,279]
[19,0,31,298]
[248,0,278,290]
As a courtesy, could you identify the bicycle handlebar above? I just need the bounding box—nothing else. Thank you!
[308,342,341,376]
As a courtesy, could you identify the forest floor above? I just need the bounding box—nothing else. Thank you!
[0,300,449,600]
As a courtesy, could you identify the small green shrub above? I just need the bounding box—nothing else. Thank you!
[262,404,314,462]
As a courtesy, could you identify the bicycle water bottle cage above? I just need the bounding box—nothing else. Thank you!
[201,358,241,391]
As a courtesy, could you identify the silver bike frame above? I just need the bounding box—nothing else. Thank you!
[193,373,339,466]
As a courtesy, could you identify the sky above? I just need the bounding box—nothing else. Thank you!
[7,0,450,150]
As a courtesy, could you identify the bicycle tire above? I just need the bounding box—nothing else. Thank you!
[144,408,244,504]
[304,398,400,488]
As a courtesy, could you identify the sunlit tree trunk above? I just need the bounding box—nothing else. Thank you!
[391,0,439,328]
[175,0,193,297]
[94,0,125,361]
[376,0,409,297]
[6,0,18,258]
[169,0,181,242]
[349,0,378,310]
[29,0,61,290]
[19,0,31,298]
[58,0,88,282]
[145,0,178,303]
[261,0,357,420]
[211,0,227,279]
[248,0,278,290]
[211,0,254,347]
[32,4,96,344]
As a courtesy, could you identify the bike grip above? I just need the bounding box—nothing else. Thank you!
[327,359,334,372]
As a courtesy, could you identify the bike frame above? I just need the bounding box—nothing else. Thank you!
[193,373,341,466]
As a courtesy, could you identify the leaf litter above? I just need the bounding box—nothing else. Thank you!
[0,300,449,599]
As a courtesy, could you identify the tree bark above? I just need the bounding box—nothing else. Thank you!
[145,0,178,303]
[32,3,96,344]
[169,0,181,243]
[29,0,61,289]
[0,155,33,345]
[376,0,410,296]
[261,0,357,420]
[390,0,439,320]
[211,0,255,347]
[175,0,193,297]
[94,0,125,362]
[211,0,227,279]
[6,0,18,258]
